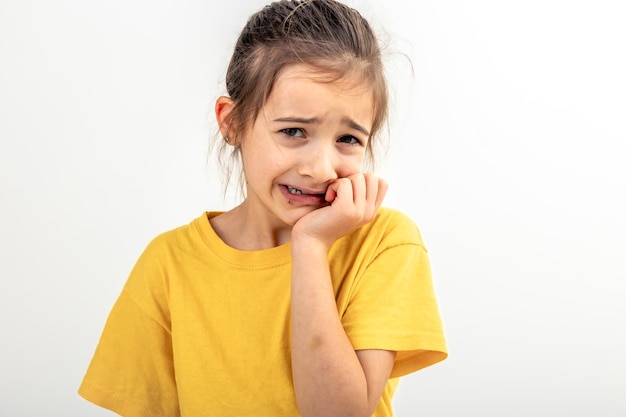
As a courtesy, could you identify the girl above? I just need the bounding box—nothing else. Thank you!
[78,1,447,416]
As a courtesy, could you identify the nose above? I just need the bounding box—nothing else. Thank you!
[297,142,338,184]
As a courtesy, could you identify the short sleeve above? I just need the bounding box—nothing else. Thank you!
[78,241,180,417]
[341,240,448,378]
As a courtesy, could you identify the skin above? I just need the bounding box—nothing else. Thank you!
[214,64,395,417]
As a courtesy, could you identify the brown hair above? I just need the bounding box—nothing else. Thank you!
[214,0,388,194]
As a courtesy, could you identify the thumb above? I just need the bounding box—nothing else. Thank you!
[325,183,338,203]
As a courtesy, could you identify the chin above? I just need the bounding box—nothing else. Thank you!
[280,208,316,227]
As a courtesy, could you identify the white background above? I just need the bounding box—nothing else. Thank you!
[1,0,625,416]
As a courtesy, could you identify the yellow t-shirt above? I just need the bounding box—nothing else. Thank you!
[79,207,447,416]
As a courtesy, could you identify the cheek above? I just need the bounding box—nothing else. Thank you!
[241,144,286,177]
[336,159,365,177]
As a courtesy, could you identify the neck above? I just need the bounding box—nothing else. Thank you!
[210,204,293,251]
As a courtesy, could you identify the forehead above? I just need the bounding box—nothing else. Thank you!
[273,64,373,96]
[265,64,374,124]
[275,63,370,89]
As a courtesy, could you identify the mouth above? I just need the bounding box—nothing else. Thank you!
[280,184,328,205]
[285,185,325,197]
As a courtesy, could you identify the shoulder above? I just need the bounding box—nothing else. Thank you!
[331,207,427,264]
[125,214,208,287]
[374,207,422,231]
[140,213,209,259]
[361,207,426,248]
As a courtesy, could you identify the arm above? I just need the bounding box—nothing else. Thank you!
[290,174,394,417]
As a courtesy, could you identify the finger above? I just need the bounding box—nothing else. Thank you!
[349,173,367,206]
[325,183,337,203]
[361,174,384,219]
[374,177,388,209]
[326,178,353,206]
[363,173,380,205]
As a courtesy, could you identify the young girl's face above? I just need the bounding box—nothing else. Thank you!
[239,63,374,229]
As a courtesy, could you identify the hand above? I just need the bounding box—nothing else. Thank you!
[292,173,388,249]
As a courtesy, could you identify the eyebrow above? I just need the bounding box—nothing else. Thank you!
[273,117,371,137]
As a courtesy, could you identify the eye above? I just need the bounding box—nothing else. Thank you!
[337,135,362,145]
[280,128,305,138]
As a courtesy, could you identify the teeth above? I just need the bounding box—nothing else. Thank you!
[286,186,305,195]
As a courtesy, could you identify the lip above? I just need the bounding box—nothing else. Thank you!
[279,184,327,206]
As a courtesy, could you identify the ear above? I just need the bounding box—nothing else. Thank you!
[215,96,237,144]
